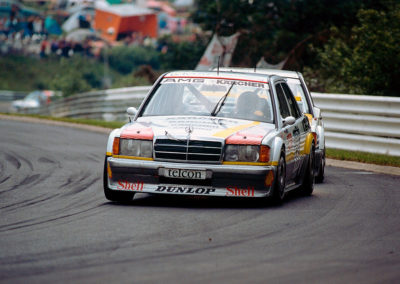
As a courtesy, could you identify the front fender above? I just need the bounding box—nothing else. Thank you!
[270,136,284,163]
[106,128,122,155]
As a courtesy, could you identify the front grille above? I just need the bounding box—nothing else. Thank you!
[154,139,222,162]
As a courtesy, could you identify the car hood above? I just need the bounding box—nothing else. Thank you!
[12,99,39,108]
[120,116,275,145]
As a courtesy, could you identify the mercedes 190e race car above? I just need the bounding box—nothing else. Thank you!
[104,70,316,204]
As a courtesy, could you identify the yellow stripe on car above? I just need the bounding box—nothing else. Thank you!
[213,121,260,138]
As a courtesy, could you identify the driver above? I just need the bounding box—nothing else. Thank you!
[235,91,268,121]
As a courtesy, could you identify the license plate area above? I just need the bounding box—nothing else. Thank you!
[159,168,207,180]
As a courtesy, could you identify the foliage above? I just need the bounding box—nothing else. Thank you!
[0,56,59,91]
[112,73,151,89]
[158,36,207,70]
[326,148,400,168]
[0,54,151,96]
[105,45,160,74]
[312,5,400,96]
[192,0,383,67]
[48,56,104,97]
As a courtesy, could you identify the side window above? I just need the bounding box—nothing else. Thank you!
[287,80,310,114]
[275,84,291,118]
[281,83,301,119]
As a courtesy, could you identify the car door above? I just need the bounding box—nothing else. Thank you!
[275,83,298,183]
[281,82,307,178]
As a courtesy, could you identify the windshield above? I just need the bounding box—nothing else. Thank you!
[142,77,274,123]
[24,91,42,101]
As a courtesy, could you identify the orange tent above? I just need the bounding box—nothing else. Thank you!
[94,4,157,42]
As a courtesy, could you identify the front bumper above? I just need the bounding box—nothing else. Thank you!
[106,157,276,198]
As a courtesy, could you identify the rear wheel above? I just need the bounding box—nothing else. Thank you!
[315,149,325,183]
[103,158,135,202]
[300,144,315,196]
[270,155,286,205]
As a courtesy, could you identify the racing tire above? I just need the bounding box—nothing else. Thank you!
[270,154,286,205]
[315,149,325,183]
[103,158,135,202]
[300,144,315,196]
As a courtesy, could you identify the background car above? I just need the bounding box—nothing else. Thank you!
[10,90,60,112]
[216,68,325,183]
[104,70,316,204]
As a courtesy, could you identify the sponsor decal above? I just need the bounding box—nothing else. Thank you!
[163,78,205,84]
[155,185,215,195]
[216,79,266,88]
[117,180,144,191]
[226,186,255,197]
[165,168,206,180]
[162,77,268,88]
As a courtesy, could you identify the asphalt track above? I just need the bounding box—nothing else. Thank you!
[0,118,399,284]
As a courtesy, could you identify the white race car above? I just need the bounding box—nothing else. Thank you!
[104,70,316,204]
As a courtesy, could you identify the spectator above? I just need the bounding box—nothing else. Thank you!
[33,16,43,35]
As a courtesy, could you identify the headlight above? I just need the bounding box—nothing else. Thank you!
[119,139,153,158]
[224,145,270,163]
[224,145,260,162]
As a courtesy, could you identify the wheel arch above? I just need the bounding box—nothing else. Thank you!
[270,136,285,163]
[303,132,316,155]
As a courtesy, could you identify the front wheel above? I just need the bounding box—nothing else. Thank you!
[103,158,135,202]
[270,155,286,205]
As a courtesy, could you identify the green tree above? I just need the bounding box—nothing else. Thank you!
[49,56,104,97]
[158,36,207,70]
[105,46,160,74]
[313,5,400,96]
[192,0,383,67]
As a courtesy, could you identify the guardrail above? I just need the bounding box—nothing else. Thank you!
[0,90,27,101]
[12,87,400,157]
[16,86,151,121]
[311,93,400,156]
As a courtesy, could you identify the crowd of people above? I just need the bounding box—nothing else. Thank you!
[0,2,198,59]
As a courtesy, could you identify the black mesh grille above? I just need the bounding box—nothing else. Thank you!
[154,139,222,162]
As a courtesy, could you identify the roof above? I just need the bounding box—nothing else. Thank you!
[164,70,273,83]
[95,3,155,17]
[216,68,300,79]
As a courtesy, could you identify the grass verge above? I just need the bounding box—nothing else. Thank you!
[1,113,125,129]
[326,148,400,168]
[1,113,399,168]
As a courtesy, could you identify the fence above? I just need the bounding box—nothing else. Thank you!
[13,87,400,157]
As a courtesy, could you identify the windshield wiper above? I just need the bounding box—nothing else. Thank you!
[211,83,234,116]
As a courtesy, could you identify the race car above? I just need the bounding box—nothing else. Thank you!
[216,68,325,182]
[104,70,316,204]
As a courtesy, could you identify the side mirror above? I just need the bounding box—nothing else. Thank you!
[313,107,321,119]
[127,107,137,122]
[283,116,296,127]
